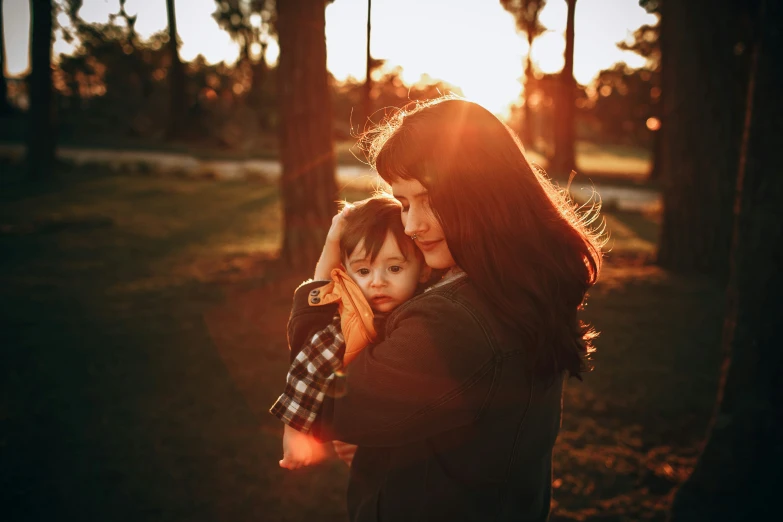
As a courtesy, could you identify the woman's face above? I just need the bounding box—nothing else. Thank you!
[391,178,457,270]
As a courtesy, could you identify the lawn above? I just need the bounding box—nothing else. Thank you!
[0,165,721,521]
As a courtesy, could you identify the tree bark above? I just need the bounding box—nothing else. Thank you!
[669,1,783,519]
[276,0,338,272]
[362,0,372,127]
[551,0,576,175]
[647,108,662,181]
[656,0,747,280]
[26,0,55,180]
[0,0,13,115]
[522,29,534,149]
[165,0,187,139]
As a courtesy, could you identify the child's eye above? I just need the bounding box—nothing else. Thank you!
[357,268,370,276]
[389,266,402,273]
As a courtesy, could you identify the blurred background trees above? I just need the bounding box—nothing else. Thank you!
[500,0,546,150]
[212,0,275,133]
[0,0,667,168]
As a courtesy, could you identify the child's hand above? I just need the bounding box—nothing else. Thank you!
[325,204,354,244]
[315,205,354,280]
[279,424,327,470]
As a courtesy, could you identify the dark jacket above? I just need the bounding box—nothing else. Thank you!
[288,276,564,522]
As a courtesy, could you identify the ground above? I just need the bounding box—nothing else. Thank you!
[0,164,723,521]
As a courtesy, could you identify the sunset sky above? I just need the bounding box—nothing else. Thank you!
[2,0,656,113]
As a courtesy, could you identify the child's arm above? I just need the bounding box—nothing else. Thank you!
[269,314,345,433]
[270,314,345,469]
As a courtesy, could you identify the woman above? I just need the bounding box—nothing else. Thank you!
[277,97,602,521]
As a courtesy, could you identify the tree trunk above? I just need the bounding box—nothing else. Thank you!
[647,106,662,181]
[362,0,372,127]
[656,0,747,280]
[26,0,55,180]
[522,30,534,149]
[551,0,576,175]
[669,1,783,519]
[277,0,338,272]
[251,53,268,130]
[0,0,13,115]
[165,0,187,139]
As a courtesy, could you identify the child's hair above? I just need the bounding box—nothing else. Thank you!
[339,195,423,264]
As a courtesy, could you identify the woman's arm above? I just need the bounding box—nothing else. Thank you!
[288,283,497,447]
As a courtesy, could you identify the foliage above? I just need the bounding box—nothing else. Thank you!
[331,66,464,136]
[618,23,660,70]
[212,0,275,63]
[588,64,658,146]
[499,0,547,40]
[3,0,664,155]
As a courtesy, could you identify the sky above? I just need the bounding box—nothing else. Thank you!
[2,0,656,114]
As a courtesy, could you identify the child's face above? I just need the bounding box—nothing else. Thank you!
[344,231,430,313]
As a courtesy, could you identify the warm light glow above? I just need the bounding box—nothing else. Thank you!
[3,0,657,116]
[646,117,661,131]
[530,31,565,74]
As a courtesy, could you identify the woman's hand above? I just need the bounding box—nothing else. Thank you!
[314,205,353,280]
[332,440,358,467]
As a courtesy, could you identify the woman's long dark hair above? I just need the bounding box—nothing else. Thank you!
[365,97,603,379]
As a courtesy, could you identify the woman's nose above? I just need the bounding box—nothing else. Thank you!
[404,206,426,238]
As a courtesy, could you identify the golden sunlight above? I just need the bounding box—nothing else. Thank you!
[3,0,656,116]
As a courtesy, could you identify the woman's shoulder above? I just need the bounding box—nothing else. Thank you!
[389,277,492,335]
[384,282,496,366]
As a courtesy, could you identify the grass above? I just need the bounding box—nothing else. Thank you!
[0,166,722,521]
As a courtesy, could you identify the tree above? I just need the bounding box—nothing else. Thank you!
[656,0,748,280]
[500,0,546,148]
[0,0,14,115]
[550,0,576,175]
[165,0,187,138]
[362,0,372,127]
[26,0,55,179]
[276,0,338,270]
[590,63,657,146]
[617,12,661,180]
[669,1,782,519]
[213,0,275,129]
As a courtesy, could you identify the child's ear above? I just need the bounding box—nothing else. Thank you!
[418,265,432,283]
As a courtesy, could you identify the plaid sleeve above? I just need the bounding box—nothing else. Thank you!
[269,315,345,433]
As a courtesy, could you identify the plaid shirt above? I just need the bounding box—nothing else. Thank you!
[269,314,345,433]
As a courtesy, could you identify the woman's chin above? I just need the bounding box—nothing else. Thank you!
[423,251,456,271]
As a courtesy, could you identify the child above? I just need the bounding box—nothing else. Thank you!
[270,195,431,469]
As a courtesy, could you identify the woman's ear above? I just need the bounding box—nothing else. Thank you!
[418,265,432,283]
